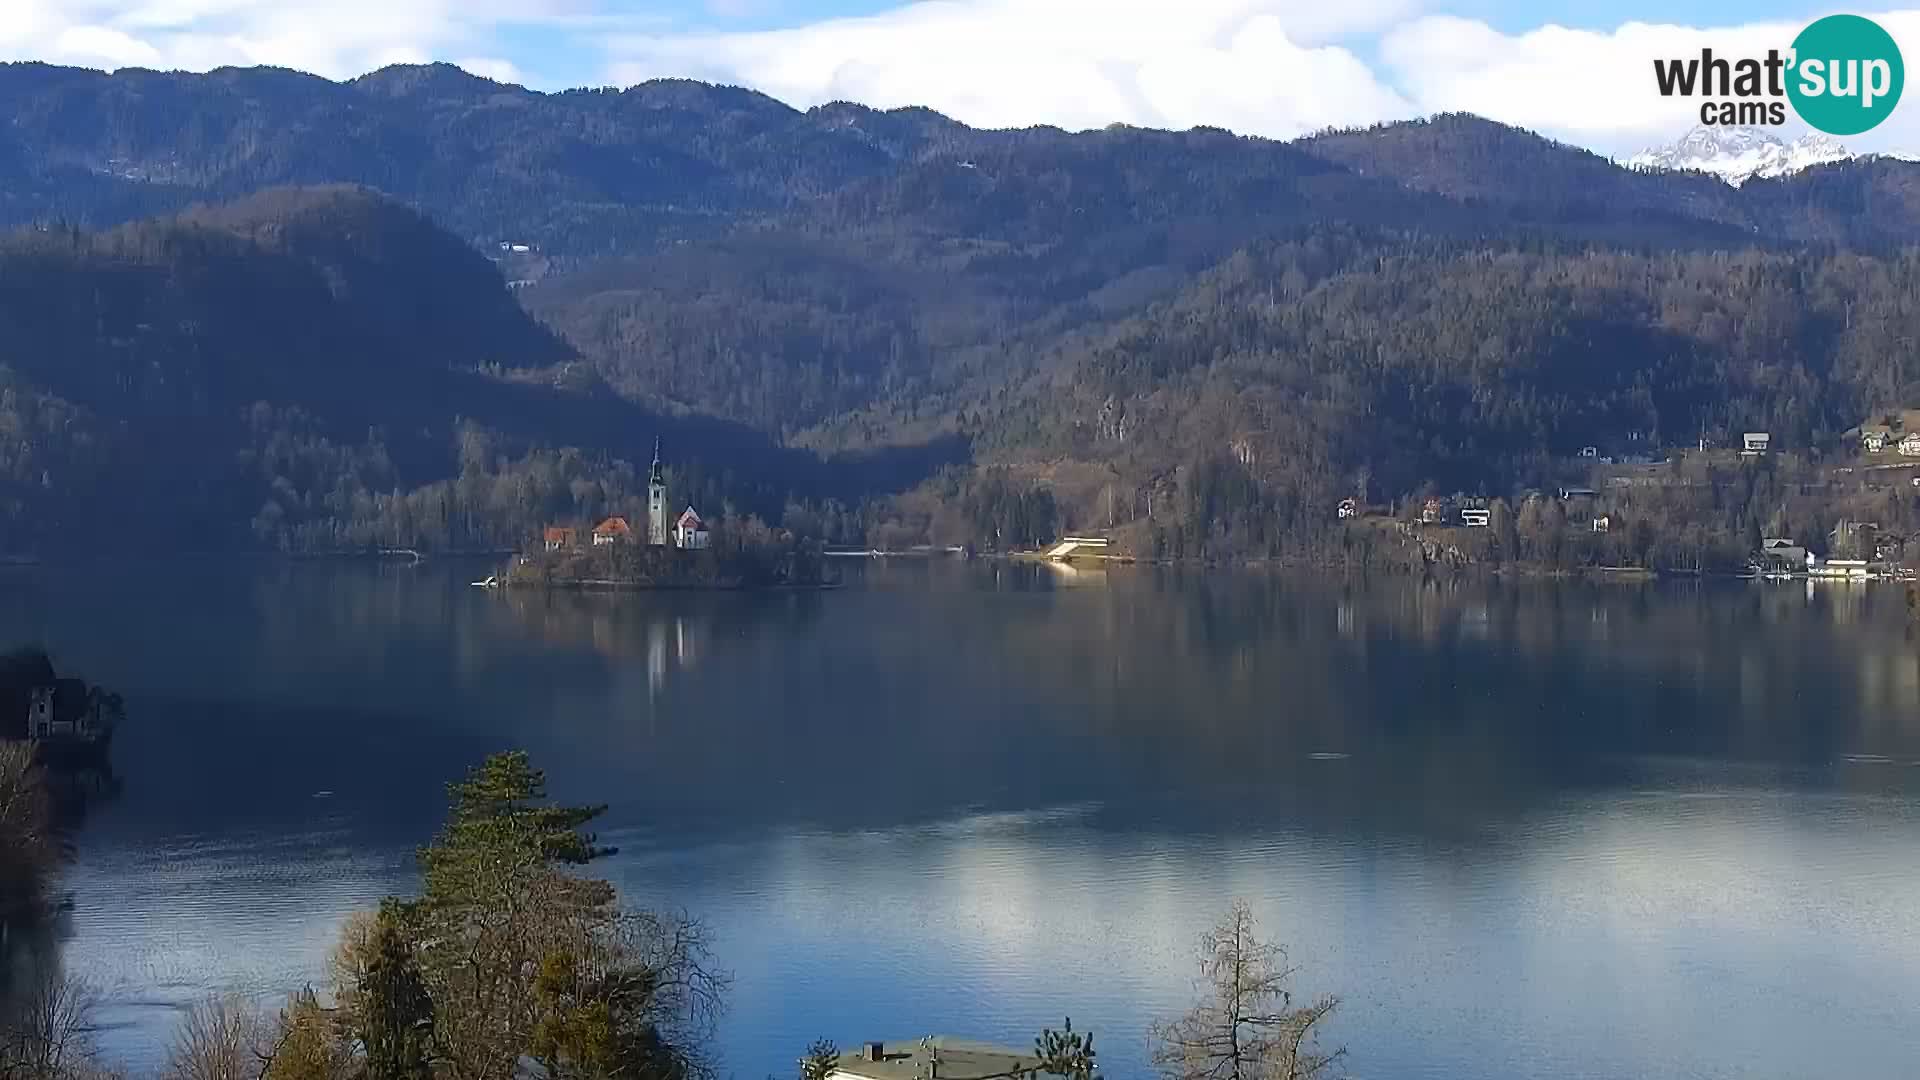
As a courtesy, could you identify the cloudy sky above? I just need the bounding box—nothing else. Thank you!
[3,0,1918,155]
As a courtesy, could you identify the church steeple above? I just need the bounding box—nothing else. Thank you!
[647,437,669,546]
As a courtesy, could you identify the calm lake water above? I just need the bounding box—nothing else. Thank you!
[4,559,1920,1079]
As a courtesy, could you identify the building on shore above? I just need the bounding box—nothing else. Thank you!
[824,1038,1038,1080]
[1756,541,1810,575]
[2,648,119,747]
[1810,558,1874,580]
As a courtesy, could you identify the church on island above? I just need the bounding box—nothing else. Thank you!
[545,439,710,553]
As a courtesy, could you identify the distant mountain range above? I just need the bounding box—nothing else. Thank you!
[1626,124,1920,185]
[5,63,1920,561]
[6,62,1920,253]
[1627,125,1852,184]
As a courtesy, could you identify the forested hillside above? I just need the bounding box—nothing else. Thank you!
[0,187,909,554]
[8,63,1920,566]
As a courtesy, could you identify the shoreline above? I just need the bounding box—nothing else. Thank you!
[500,578,842,592]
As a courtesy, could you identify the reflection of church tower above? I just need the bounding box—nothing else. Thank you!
[647,438,669,546]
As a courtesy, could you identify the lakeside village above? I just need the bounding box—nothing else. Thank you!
[486,440,831,590]
[489,417,1920,584]
[1329,413,1920,582]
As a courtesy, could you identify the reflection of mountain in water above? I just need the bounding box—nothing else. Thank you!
[0,560,1915,842]
[2,561,1919,1078]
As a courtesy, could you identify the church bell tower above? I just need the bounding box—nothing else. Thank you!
[647,438,669,546]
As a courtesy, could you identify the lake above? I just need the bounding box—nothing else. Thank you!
[4,559,1920,1079]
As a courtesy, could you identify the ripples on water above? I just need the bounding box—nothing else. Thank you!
[4,561,1919,1079]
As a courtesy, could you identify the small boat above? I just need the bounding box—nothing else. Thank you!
[470,574,499,588]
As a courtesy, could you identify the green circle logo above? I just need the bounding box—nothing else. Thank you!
[1787,15,1904,136]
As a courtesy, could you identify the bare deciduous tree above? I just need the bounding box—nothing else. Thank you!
[0,966,120,1080]
[1149,902,1342,1080]
[163,995,267,1080]
[0,744,55,924]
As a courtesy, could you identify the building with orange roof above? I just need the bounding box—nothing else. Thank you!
[592,516,632,546]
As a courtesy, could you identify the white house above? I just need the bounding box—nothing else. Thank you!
[1742,432,1771,455]
[1810,558,1873,580]
[26,685,54,738]
[1460,508,1490,527]
[674,507,711,550]
[1900,433,1920,457]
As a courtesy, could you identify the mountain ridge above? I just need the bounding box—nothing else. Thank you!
[1626,125,1856,185]
[7,64,1920,565]
[8,63,1920,255]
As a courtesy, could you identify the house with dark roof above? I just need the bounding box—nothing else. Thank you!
[1,648,119,750]
[826,1038,1038,1080]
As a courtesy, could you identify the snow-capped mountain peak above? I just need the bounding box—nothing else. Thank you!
[1625,125,1851,185]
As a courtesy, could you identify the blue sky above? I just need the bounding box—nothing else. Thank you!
[6,1,1918,155]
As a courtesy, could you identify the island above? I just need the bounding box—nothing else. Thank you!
[503,534,832,591]
[497,439,834,591]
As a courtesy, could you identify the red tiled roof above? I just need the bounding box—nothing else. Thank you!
[544,526,576,542]
[676,507,705,529]
[593,516,631,536]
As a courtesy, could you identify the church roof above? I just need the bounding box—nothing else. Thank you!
[676,506,705,529]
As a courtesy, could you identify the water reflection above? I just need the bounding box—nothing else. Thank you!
[0,562,1917,1078]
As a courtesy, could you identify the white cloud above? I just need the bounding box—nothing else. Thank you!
[600,1,1920,154]
[455,54,528,84]
[1381,11,1920,155]
[52,24,166,68]
[0,0,600,81]
[6,0,1920,157]
[603,0,1417,138]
